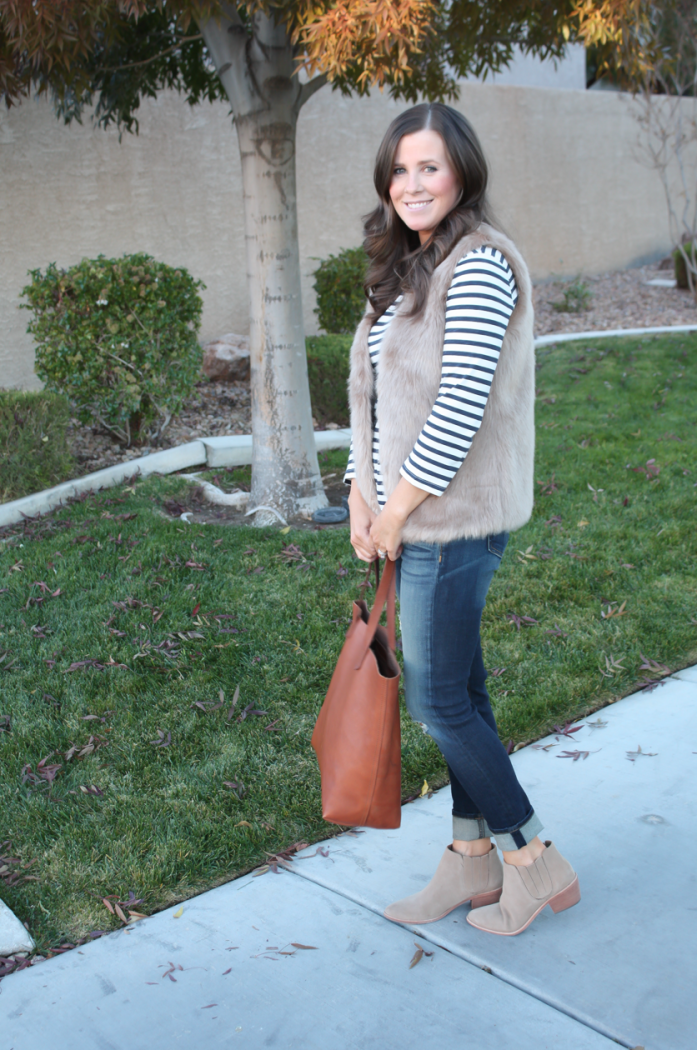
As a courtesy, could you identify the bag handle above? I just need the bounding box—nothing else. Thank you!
[354,558,396,669]
[359,559,380,600]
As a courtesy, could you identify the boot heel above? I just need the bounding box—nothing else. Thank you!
[470,887,503,909]
[549,876,580,914]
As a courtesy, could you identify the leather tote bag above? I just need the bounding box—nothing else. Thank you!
[311,558,402,829]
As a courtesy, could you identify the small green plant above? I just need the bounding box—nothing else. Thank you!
[312,247,368,334]
[673,242,697,290]
[0,390,74,502]
[551,277,593,314]
[22,253,205,446]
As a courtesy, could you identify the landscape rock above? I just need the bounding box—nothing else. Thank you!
[0,898,34,955]
[201,333,250,382]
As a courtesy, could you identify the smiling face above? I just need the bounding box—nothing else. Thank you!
[389,129,462,244]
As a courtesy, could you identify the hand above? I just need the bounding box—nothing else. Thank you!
[369,507,404,562]
[348,481,377,562]
[370,476,431,561]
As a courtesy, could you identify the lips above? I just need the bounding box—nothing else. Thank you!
[404,200,432,209]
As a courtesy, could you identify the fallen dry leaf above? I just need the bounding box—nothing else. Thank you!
[554,722,584,740]
[173,906,184,918]
[639,654,670,675]
[506,613,539,631]
[408,941,433,968]
[150,730,172,747]
[536,474,558,496]
[601,654,626,677]
[226,684,240,722]
[237,702,267,724]
[557,749,598,761]
[626,745,658,762]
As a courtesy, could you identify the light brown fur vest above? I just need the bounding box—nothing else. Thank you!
[349,224,535,543]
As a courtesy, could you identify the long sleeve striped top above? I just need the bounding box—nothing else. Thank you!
[344,246,518,506]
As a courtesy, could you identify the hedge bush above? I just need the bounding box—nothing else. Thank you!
[0,390,74,502]
[306,334,352,427]
[22,253,204,446]
[312,246,368,334]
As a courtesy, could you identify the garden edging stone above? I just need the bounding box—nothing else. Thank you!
[534,323,697,347]
[0,898,35,955]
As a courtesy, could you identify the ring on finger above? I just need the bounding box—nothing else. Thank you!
[378,549,387,559]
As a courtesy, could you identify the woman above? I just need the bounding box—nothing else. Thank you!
[344,103,579,936]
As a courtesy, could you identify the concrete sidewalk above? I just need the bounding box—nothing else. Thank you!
[1,667,695,1050]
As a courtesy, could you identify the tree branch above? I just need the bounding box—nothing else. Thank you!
[101,35,203,73]
[298,73,327,110]
[197,1,253,114]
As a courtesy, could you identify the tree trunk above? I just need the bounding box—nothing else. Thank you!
[199,5,328,525]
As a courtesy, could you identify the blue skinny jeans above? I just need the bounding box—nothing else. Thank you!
[396,534,543,852]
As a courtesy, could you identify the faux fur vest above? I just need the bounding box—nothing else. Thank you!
[348,224,535,543]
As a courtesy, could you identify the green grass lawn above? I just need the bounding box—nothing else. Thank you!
[1,332,696,955]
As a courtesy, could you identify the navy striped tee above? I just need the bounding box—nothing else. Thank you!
[344,246,518,506]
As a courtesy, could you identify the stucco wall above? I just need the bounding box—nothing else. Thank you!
[0,81,675,389]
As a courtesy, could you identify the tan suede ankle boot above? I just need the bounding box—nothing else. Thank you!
[466,841,579,936]
[384,844,503,925]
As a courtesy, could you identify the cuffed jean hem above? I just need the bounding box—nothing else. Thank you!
[490,811,544,853]
[452,815,493,841]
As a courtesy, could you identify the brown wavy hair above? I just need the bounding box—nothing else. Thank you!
[363,102,495,320]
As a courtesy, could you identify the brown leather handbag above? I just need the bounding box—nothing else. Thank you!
[311,558,402,829]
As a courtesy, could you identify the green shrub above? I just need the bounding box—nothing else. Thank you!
[0,390,74,502]
[312,246,368,334]
[673,243,696,289]
[306,334,352,427]
[551,277,592,313]
[22,253,205,446]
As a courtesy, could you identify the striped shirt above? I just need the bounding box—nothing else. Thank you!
[344,246,518,505]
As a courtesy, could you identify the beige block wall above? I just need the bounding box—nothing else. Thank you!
[0,82,674,390]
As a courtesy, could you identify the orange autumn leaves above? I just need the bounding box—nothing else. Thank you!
[294,0,437,89]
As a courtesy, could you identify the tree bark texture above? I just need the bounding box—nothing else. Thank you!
[199,5,328,524]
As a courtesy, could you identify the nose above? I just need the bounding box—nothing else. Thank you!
[405,169,423,195]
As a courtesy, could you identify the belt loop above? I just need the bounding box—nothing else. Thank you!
[438,543,442,564]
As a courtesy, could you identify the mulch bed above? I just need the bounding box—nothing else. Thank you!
[534,259,696,336]
[67,380,251,477]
